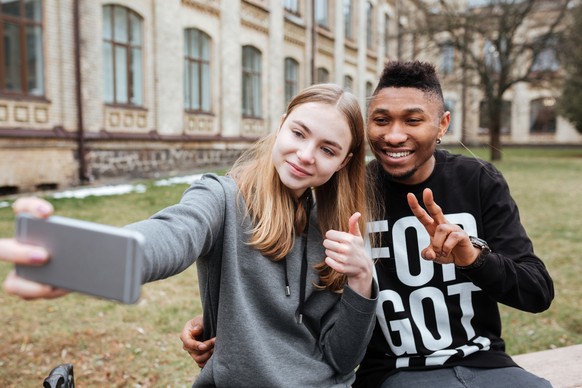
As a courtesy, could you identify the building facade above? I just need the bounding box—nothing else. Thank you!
[0,0,580,193]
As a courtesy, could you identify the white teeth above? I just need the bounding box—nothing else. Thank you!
[386,151,411,158]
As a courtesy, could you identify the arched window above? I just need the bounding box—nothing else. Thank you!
[316,67,329,84]
[366,2,374,50]
[242,45,262,118]
[440,42,454,75]
[530,97,556,134]
[284,0,300,15]
[343,75,353,92]
[0,0,44,96]
[284,57,299,106]
[315,0,329,28]
[343,0,353,40]
[184,28,211,113]
[479,100,511,134]
[103,5,144,106]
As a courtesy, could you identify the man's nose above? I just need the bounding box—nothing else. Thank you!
[381,123,408,144]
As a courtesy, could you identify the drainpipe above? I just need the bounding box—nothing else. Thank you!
[74,0,88,182]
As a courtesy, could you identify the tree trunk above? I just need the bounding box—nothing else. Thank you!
[490,130,502,161]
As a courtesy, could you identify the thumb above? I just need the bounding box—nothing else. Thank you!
[348,212,362,237]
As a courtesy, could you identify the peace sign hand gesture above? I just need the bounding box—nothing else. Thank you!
[407,188,480,267]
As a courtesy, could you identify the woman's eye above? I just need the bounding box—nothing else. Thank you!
[322,147,335,156]
[292,129,304,137]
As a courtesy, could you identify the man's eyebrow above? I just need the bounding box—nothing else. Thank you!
[292,119,344,150]
[370,107,426,115]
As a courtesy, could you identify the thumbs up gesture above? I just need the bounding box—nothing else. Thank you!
[323,212,373,298]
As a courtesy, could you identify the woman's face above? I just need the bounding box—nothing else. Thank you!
[272,102,353,199]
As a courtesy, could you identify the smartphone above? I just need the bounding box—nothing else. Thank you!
[15,214,145,304]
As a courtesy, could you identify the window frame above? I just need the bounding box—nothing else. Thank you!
[184,28,212,114]
[317,67,330,83]
[0,0,45,97]
[343,0,353,40]
[366,1,374,50]
[102,4,144,107]
[242,45,262,119]
[284,57,299,107]
[284,0,300,16]
[529,97,557,134]
[315,0,329,29]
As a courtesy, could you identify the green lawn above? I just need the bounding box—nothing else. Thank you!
[1,147,581,386]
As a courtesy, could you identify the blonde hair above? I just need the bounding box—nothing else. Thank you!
[230,83,368,293]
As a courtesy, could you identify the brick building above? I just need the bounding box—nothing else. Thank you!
[0,0,580,193]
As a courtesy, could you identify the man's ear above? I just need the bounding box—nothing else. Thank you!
[337,153,353,171]
[439,111,451,138]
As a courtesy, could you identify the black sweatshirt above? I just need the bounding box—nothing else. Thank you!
[354,149,554,387]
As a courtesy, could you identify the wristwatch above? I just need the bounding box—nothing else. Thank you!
[456,236,491,270]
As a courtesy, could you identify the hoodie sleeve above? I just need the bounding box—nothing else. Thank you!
[318,280,379,374]
[125,174,227,284]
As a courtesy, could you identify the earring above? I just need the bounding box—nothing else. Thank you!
[436,138,442,144]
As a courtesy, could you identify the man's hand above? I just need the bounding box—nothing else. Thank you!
[180,315,215,368]
[407,188,480,267]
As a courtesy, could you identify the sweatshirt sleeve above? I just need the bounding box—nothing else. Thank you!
[125,174,226,284]
[318,279,379,374]
[459,164,554,313]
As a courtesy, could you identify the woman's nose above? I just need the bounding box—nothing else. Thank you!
[297,146,315,164]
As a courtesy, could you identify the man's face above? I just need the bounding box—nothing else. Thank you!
[367,87,450,185]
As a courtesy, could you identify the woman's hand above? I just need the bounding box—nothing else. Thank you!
[323,212,373,298]
[1,197,69,299]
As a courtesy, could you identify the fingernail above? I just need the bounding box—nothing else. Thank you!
[198,344,207,351]
[192,325,200,330]
[37,204,52,216]
[29,249,48,262]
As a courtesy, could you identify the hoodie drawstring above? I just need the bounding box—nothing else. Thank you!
[283,191,312,325]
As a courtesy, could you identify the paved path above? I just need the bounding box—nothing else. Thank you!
[513,344,582,387]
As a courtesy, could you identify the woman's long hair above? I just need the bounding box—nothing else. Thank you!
[229,83,368,293]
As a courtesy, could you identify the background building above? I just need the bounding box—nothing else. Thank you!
[0,0,580,193]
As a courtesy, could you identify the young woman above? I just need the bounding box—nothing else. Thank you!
[2,84,377,387]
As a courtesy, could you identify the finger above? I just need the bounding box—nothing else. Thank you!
[191,347,214,368]
[3,270,68,299]
[348,212,362,237]
[407,193,435,231]
[12,197,54,218]
[420,247,437,261]
[0,238,50,265]
[325,256,346,274]
[422,188,448,225]
[180,322,206,351]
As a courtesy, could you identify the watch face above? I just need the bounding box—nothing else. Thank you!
[470,236,491,255]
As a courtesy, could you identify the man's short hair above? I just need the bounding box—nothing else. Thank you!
[374,61,445,111]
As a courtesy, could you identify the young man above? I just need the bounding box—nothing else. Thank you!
[182,60,554,387]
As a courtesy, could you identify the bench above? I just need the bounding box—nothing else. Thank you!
[512,344,582,387]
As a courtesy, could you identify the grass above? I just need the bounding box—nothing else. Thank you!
[1,148,582,386]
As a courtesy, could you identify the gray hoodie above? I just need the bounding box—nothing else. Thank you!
[128,174,378,387]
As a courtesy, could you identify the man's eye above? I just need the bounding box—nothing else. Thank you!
[373,117,389,125]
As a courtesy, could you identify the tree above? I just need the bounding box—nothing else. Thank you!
[412,0,572,161]
[558,4,582,134]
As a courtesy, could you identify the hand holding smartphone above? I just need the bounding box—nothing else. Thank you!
[14,214,145,304]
